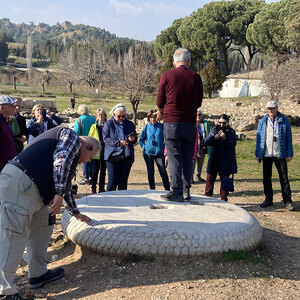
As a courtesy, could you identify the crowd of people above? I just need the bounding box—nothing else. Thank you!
[0,47,296,299]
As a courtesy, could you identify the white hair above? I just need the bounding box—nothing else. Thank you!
[110,103,126,116]
[173,48,191,63]
[77,104,88,115]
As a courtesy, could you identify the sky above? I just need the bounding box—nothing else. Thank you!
[0,0,280,42]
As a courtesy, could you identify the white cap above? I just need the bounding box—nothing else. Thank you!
[0,95,17,105]
[266,100,278,108]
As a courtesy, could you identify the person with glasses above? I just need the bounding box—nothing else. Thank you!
[88,108,107,194]
[204,114,237,202]
[102,103,137,191]
[192,108,210,184]
[139,110,170,191]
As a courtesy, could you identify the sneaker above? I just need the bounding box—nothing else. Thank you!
[161,191,184,202]
[0,294,33,300]
[183,191,191,200]
[29,267,64,289]
[198,177,206,183]
[78,179,86,185]
[259,200,273,208]
[285,202,295,211]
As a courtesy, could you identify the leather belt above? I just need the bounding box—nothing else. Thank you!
[8,159,26,172]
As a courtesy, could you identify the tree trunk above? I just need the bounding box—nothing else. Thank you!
[69,82,73,93]
[13,76,17,90]
[42,83,45,92]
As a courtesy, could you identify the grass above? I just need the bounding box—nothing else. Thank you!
[121,253,155,264]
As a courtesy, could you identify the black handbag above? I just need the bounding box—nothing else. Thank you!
[221,175,234,192]
[107,148,126,163]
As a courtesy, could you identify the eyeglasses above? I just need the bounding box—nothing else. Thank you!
[218,121,227,124]
[197,114,202,116]
[116,114,126,119]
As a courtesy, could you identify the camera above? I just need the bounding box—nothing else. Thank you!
[42,109,47,119]
[216,125,226,134]
[48,214,56,226]
[152,140,155,146]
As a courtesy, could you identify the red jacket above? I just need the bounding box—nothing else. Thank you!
[157,66,203,123]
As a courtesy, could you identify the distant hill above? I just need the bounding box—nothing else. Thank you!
[0,18,135,44]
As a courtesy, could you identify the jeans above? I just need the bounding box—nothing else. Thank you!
[263,157,292,203]
[143,154,170,190]
[91,156,106,191]
[82,161,93,180]
[192,153,206,180]
[164,122,196,194]
[205,172,229,201]
[106,157,133,191]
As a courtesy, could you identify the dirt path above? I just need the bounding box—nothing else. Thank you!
[16,147,299,300]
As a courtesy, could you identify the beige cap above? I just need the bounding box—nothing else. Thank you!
[266,100,278,108]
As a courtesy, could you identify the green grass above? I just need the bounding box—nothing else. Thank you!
[213,250,261,264]
[121,253,155,264]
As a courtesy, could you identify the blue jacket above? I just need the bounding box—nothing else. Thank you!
[139,122,164,156]
[103,117,137,162]
[255,111,293,160]
[204,126,237,175]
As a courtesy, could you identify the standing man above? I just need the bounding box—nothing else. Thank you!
[0,95,17,171]
[255,100,295,211]
[157,48,203,202]
[0,127,99,300]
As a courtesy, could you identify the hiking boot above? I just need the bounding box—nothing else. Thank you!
[98,188,106,193]
[161,191,184,202]
[259,200,273,208]
[285,202,295,211]
[29,267,64,289]
[0,293,33,300]
[91,187,97,194]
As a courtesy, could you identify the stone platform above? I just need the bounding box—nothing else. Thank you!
[61,190,262,256]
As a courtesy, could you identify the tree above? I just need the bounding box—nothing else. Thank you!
[41,70,51,92]
[246,0,299,63]
[229,0,265,70]
[154,18,183,62]
[286,1,300,54]
[200,60,226,98]
[177,1,235,75]
[109,44,158,125]
[0,31,9,63]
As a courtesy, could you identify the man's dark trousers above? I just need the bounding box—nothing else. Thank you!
[164,122,196,195]
[263,157,292,203]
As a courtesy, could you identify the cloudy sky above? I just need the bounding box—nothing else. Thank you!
[1,0,280,41]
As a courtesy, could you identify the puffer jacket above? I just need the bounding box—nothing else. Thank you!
[255,112,293,161]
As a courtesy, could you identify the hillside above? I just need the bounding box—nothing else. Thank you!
[0,18,135,44]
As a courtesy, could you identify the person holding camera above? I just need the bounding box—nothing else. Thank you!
[102,104,137,191]
[139,110,170,191]
[0,127,99,300]
[27,104,62,144]
[204,114,237,202]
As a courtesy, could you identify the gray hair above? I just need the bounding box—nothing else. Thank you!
[80,136,100,153]
[110,103,126,116]
[97,107,107,120]
[77,104,88,115]
[173,48,191,63]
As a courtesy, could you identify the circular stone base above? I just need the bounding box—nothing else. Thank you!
[62,190,262,256]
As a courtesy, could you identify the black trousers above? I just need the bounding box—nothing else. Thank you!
[263,157,292,204]
[91,156,106,191]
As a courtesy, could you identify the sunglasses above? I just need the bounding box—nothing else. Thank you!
[218,121,227,124]
[116,114,126,119]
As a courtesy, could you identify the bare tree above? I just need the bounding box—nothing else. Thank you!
[41,70,51,92]
[109,44,158,125]
[263,56,300,101]
[26,32,33,81]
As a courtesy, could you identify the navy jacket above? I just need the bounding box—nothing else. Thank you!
[204,126,237,175]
